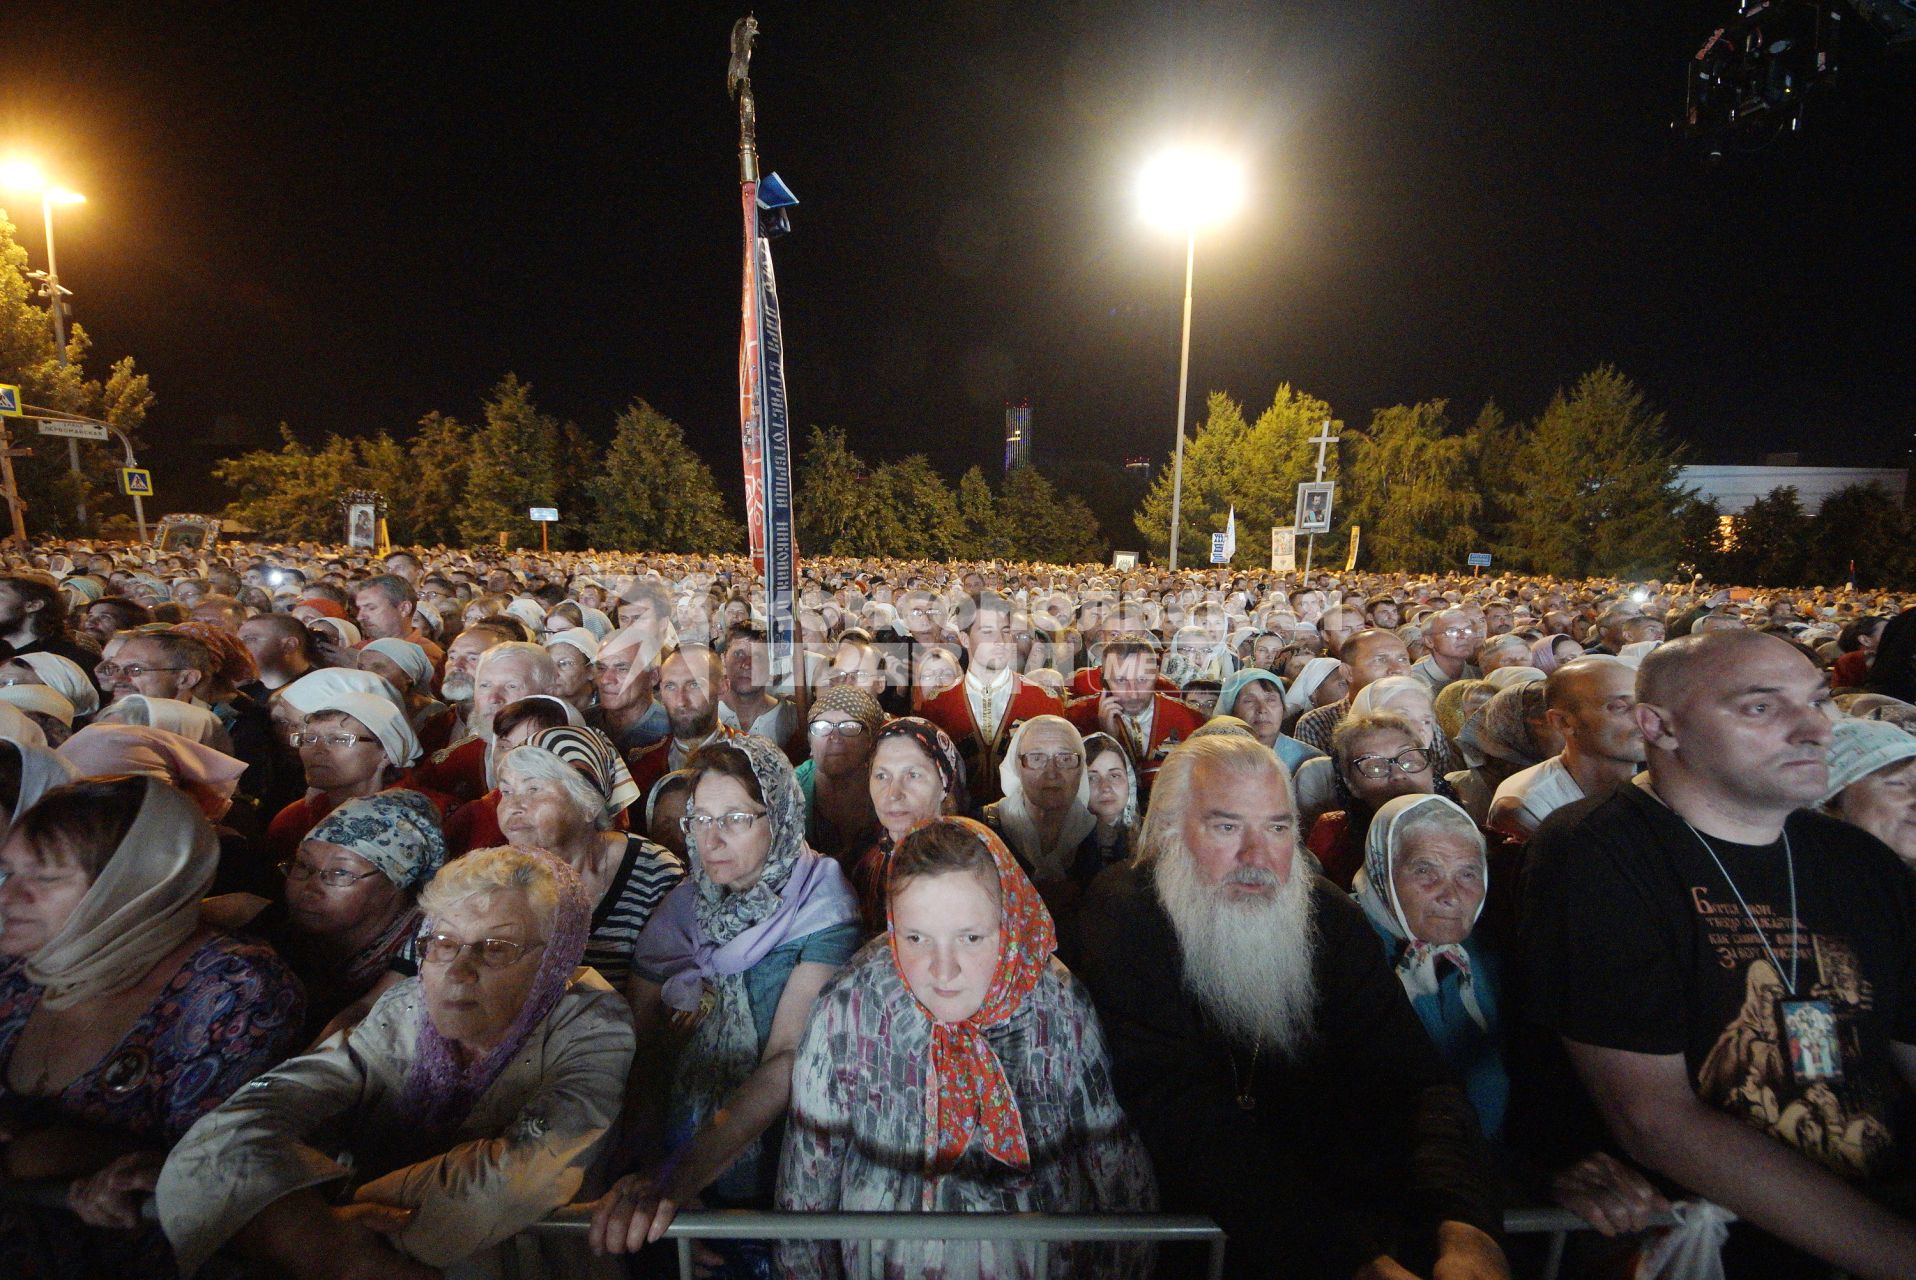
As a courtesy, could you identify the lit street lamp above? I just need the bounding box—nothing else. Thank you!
[0,157,88,525]
[1138,147,1244,570]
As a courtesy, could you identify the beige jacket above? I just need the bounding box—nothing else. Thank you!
[156,968,635,1278]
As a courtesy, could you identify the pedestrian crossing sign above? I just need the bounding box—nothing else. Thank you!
[0,384,21,417]
[120,467,153,496]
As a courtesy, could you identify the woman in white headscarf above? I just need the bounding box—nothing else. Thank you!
[1282,655,1350,728]
[95,694,230,749]
[0,777,303,1276]
[0,683,77,747]
[982,714,1097,892]
[0,736,77,839]
[4,651,101,721]
[267,686,439,860]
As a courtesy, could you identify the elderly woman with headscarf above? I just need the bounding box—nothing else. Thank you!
[595,736,861,1264]
[1218,668,1326,773]
[1352,794,1506,1140]
[1528,633,1584,676]
[983,715,1097,909]
[206,790,447,1041]
[1447,680,1562,825]
[1433,677,1496,751]
[158,846,635,1280]
[359,636,458,756]
[852,717,966,932]
[544,625,601,719]
[1282,655,1350,731]
[1822,717,1916,870]
[496,725,684,990]
[777,817,1157,1280]
[0,682,76,747]
[2,651,99,723]
[1305,709,1445,890]
[0,778,303,1277]
[795,684,884,862]
[96,692,228,747]
[267,686,448,860]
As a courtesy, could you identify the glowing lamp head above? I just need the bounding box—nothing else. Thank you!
[46,187,85,206]
[0,157,49,192]
[1138,148,1246,233]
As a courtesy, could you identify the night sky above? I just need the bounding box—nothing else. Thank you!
[4,1,1913,519]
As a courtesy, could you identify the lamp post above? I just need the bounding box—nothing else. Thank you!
[1138,148,1244,571]
[0,158,88,524]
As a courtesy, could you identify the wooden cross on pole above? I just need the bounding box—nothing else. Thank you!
[1307,419,1339,483]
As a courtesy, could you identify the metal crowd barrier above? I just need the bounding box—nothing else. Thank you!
[514,1206,1228,1280]
[0,1177,1679,1280]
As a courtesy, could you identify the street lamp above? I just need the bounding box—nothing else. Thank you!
[1138,146,1244,571]
[1,156,89,524]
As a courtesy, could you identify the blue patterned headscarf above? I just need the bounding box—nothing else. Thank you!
[307,790,447,891]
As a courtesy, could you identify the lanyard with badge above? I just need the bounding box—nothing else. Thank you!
[1681,818,1842,1085]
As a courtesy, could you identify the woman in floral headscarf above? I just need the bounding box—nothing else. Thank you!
[595,735,861,1269]
[778,816,1156,1280]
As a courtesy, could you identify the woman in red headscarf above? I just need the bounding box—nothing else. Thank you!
[776,816,1156,1279]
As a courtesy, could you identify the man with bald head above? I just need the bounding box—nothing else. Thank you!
[1521,631,1916,1275]
[1487,656,1642,838]
[1291,627,1412,752]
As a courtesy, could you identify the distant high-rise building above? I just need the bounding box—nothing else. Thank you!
[1004,402,1033,473]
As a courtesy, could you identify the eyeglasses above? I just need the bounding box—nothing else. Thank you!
[808,719,871,738]
[289,730,370,749]
[1019,750,1082,771]
[1437,627,1479,640]
[416,933,545,968]
[1349,748,1433,780]
[278,859,382,889]
[680,810,769,837]
[102,663,191,679]
[552,656,587,671]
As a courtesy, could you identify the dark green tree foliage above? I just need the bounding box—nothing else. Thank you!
[1340,400,1481,571]
[0,209,155,535]
[842,456,964,558]
[1134,391,1251,566]
[1494,366,1686,577]
[586,400,741,552]
[997,465,1106,564]
[399,413,472,546]
[213,427,369,541]
[1723,487,1812,587]
[956,466,1009,560]
[794,426,869,555]
[1672,494,1730,581]
[1805,483,1907,588]
[458,375,561,547]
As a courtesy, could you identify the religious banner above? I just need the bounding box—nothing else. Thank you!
[1270,526,1296,572]
[1344,523,1362,571]
[734,19,798,690]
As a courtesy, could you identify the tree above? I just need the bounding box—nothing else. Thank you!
[1806,484,1907,588]
[1672,494,1729,582]
[1723,487,1811,586]
[1339,400,1481,572]
[794,425,869,555]
[213,426,367,540]
[955,466,1009,560]
[996,465,1105,564]
[0,209,156,536]
[1494,366,1686,577]
[1133,386,1342,568]
[458,375,561,547]
[843,456,963,558]
[586,400,741,552]
[1134,391,1252,565]
[555,421,600,550]
[399,412,472,546]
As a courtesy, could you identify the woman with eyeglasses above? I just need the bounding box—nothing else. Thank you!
[159,846,635,1280]
[204,790,446,1043]
[793,685,883,863]
[0,777,302,1277]
[594,736,860,1269]
[496,725,683,991]
[982,715,1100,927]
[1306,710,1443,890]
[265,685,453,861]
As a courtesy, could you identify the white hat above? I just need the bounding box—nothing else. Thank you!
[281,668,407,717]
[362,638,433,692]
[10,652,99,718]
[0,684,76,727]
[298,690,421,769]
[545,627,601,663]
[1822,718,1916,805]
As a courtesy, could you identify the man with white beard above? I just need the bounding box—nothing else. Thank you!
[1077,734,1509,1280]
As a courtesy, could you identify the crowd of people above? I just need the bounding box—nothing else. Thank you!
[0,538,1912,1280]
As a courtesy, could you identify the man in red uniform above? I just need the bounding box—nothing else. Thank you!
[919,594,1062,805]
[1066,636,1206,797]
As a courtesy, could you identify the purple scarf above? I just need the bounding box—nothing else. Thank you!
[402,850,592,1131]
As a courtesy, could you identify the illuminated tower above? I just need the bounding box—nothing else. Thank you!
[1004,401,1033,472]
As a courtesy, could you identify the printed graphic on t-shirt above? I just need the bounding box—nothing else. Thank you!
[1693,904,1895,1178]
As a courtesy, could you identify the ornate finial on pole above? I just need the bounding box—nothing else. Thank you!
[729,14,760,183]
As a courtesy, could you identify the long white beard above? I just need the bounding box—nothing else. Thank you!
[1156,843,1319,1060]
